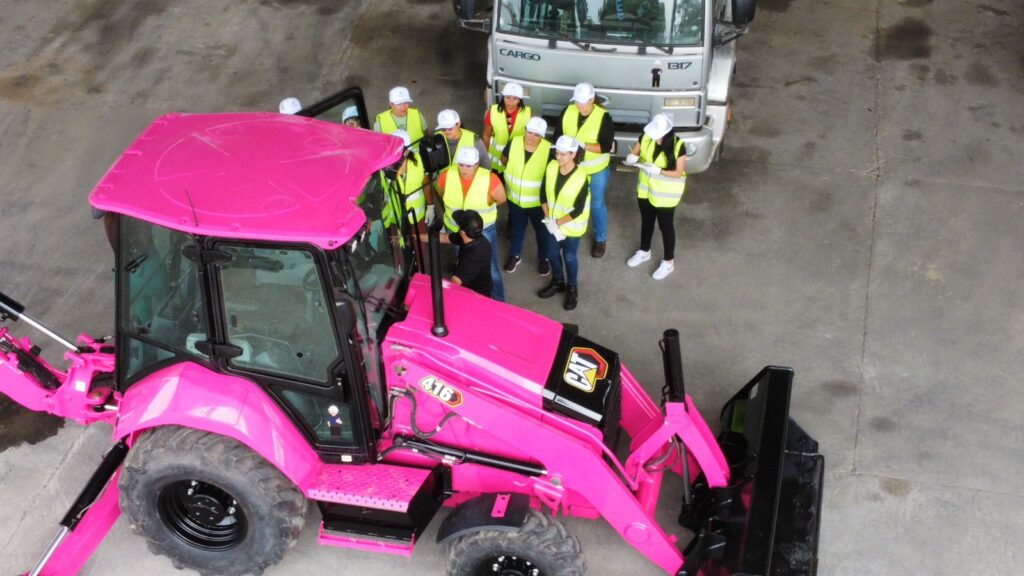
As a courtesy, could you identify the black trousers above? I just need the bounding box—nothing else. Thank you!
[638,198,676,260]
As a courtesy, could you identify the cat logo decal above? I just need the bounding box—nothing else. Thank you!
[562,347,608,393]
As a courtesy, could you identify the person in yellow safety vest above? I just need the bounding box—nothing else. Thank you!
[436,147,507,301]
[381,129,434,231]
[435,109,491,172]
[623,114,686,280]
[553,82,615,259]
[374,86,427,144]
[482,82,532,174]
[279,97,302,115]
[538,136,591,311]
[500,116,553,276]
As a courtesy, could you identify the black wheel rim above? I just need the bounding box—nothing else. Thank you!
[475,554,543,576]
[157,479,247,550]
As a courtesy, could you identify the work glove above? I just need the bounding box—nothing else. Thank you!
[641,163,661,176]
[553,227,567,242]
[543,218,561,238]
[624,153,639,166]
[425,204,437,225]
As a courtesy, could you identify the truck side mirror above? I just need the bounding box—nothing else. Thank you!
[453,0,492,33]
[730,0,756,27]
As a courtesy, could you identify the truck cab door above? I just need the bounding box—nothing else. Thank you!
[297,86,370,130]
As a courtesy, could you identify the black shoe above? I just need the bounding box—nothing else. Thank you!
[538,280,566,299]
[537,259,551,277]
[591,242,606,258]
[564,286,578,310]
[504,255,521,273]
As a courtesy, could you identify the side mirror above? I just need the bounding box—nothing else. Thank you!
[333,289,359,335]
[730,0,756,27]
[453,0,492,33]
[419,133,452,175]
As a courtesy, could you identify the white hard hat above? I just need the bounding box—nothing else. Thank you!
[455,147,480,165]
[389,86,413,105]
[570,82,596,104]
[342,106,360,122]
[526,116,547,136]
[643,114,673,140]
[501,82,525,100]
[436,109,460,130]
[554,135,580,154]
[392,129,412,148]
[279,97,302,115]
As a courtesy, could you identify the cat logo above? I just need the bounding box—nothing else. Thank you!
[562,347,608,393]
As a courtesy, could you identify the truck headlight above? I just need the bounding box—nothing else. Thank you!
[664,97,697,108]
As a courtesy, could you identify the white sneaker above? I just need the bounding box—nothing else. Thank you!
[652,260,674,280]
[627,250,651,268]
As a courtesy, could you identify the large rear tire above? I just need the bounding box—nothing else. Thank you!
[446,509,586,576]
[119,426,307,576]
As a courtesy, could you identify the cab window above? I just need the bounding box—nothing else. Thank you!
[216,245,339,383]
[118,217,208,381]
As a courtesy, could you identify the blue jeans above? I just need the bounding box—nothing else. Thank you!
[481,225,505,301]
[508,203,548,261]
[588,167,610,243]
[546,236,581,287]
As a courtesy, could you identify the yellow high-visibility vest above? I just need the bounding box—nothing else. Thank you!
[488,105,531,171]
[504,137,550,209]
[562,105,610,175]
[544,161,590,238]
[637,135,686,208]
[442,167,497,232]
[375,108,426,143]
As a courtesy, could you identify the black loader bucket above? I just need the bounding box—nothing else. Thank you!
[679,366,825,576]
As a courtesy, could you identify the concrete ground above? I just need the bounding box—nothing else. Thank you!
[1,0,1021,574]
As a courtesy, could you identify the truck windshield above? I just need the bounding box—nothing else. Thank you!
[497,0,704,46]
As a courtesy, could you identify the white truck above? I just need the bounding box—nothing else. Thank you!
[454,0,756,173]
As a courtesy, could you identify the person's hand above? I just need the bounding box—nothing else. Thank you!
[425,204,436,224]
[641,163,661,176]
[553,226,567,241]
[625,153,639,166]
[543,218,559,237]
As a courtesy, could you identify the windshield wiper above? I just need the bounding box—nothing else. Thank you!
[636,41,674,55]
[547,37,590,51]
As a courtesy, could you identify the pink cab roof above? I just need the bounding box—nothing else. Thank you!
[89,113,405,248]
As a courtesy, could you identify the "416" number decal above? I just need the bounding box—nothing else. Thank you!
[419,376,464,407]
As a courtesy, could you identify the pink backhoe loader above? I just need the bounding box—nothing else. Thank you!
[1,87,823,576]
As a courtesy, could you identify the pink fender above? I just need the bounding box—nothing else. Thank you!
[113,362,321,488]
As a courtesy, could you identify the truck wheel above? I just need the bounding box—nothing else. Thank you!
[119,426,307,576]
[446,509,586,576]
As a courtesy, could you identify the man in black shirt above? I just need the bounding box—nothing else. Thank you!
[449,210,493,298]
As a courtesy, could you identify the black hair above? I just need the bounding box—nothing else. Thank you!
[454,210,484,239]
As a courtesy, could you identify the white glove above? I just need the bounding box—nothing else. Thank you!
[425,204,436,224]
[543,217,558,236]
[641,163,661,176]
[624,153,639,166]
[553,227,567,242]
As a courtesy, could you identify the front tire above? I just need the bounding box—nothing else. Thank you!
[446,509,586,576]
[119,426,307,576]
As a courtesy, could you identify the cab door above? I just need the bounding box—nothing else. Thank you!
[208,240,374,463]
[297,86,370,130]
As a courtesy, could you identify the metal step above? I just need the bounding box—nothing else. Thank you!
[307,462,435,512]
[308,463,443,555]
